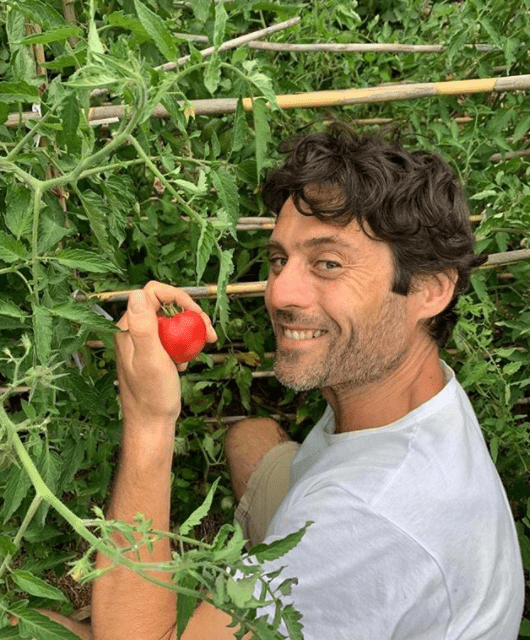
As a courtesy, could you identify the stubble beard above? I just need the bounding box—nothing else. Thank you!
[272,293,410,393]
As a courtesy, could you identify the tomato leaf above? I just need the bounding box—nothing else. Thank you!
[196,220,216,285]
[133,0,177,62]
[179,477,220,536]
[11,570,69,602]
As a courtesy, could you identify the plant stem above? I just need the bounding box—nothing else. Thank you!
[127,136,205,226]
[0,406,210,598]
[42,104,145,192]
[0,159,43,191]
[0,495,42,579]
[5,111,52,164]
[31,185,43,307]
[77,158,145,180]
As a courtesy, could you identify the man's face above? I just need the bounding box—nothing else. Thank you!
[264,197,417,393]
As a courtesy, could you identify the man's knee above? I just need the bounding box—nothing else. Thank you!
[225,417,291,501]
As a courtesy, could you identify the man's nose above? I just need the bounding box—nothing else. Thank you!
[266,261,313,309]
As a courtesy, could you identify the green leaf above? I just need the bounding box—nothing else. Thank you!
[0,103,9,125]
[8,605,82,640]
[213,1,228,49]
[226,573,259,608]
[50,302,118,332]
[54,248,119,274]
[32,305,54,364]
[283,604,305,640]
[176,574,199,639]
[211,169,239,228]
[133,0,178,62]
[519,618,530,637]
[38,205,73,254]
[0,535,17,558]
[249,521,312,562]
[252,98,271,178]
[5,183,33,239]
[19,25,82,45]
[1,463,32,523]
[6,8,36,84]
[513,114,530,143]
[204,55,221,95]
[173,177,209,196]
[35,447,63,525]
[243,61,278,108]
[0,231,29,263]
[59,90,81,154]
[9,0,65,30]
[0,300,27,319]
[192,0,211,22]
[179,477,220,536]
[108,11,150,40]
[214,248,234,333]
[231,97,248,155]
[88,13,104,57]
[0,81,39,103]
[196,220,216,285]
[11,570,69,602]
[77,190,116,260]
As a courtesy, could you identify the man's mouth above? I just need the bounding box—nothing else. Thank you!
[281,326,328,341]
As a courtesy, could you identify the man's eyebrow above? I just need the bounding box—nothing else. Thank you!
[265,236,354,252]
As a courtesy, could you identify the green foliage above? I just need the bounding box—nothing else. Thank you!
[0,0,529,637]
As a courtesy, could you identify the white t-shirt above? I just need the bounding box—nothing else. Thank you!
[252,363,525,639]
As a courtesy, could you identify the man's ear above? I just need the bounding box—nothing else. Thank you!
[413,269,457,321]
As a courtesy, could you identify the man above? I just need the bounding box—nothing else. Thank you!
[36,123,524,639]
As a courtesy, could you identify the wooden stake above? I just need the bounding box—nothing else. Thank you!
[247,42,496,53]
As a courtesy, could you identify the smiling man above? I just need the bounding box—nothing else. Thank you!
[32,123,524,640]
[225,122,525,639]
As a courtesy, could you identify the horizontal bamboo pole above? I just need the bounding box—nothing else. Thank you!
[75,248,530,304]
[157,17,300,72]
[490,149,530,163]
[8,74,530,128]
[247,42,497,53]
[181,215,484,229]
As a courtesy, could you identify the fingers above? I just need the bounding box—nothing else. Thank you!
[117,282,217,341]
[143,281,217,343]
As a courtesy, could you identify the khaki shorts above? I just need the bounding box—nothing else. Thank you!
[234,441,300,548]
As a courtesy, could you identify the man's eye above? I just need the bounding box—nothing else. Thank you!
[268,256,287,268]
[317,260,341,271]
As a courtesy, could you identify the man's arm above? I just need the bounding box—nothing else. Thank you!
[91,282,248,640]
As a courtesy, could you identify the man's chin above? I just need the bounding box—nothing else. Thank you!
[273,362,322,392]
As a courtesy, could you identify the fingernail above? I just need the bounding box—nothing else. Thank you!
[129,291,147,314]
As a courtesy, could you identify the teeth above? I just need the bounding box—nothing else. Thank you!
[284,328,326,340]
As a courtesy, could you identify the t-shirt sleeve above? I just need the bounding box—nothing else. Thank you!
[242,485,451,640]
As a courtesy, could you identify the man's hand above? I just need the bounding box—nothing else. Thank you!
[114,281,217,428]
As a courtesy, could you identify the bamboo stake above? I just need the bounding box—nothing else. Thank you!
[62,0,79,48]
[8,74,530,127]
[490,149,530,162]
[246,42,497,53]
[157,17,301,72]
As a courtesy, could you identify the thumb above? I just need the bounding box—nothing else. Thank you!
[127,290,158,341]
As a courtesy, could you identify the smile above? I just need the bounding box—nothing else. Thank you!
[282,327,327,341]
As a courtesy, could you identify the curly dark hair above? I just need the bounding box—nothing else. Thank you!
[261,121,487,348]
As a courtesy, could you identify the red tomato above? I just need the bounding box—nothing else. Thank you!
[157,310,207,363]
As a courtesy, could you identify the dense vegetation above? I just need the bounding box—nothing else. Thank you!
[0,0,529,637]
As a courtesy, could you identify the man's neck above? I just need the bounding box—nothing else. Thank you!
[321,337,445,433]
